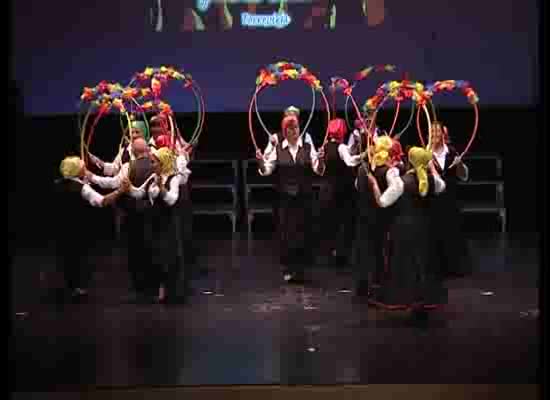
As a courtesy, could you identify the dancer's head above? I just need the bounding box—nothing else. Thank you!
[390,138,404,165]
[154,134,173,149]
[150,115,168,138]
[151,146,177,176]
[407,146,433,197]
[131,137,148,158]
[327,118,347,143]
[282,115,300,144]
[372,135,393,167]
[59,156,85,178]
[429,121,448,149]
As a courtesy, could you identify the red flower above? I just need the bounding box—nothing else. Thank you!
[97,81,109,93]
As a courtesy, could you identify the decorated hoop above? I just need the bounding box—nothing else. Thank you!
[249,61,331,152]
[416,80,479,162]
[78,81,147,167]
[129,66,205,148]
[366,80,431,170]
[342,64,398,130]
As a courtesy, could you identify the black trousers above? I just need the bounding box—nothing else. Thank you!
[124,211,155,296]
[318,182,355,261]
[59,239,93,291]
[278,191,313,275]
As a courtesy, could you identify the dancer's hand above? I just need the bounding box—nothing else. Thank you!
[120,177,131,193]
[89,154,104,169]
[318,146,325,160]
[269,135,278,146]
[448,155,463,170]
[255,149,264,161]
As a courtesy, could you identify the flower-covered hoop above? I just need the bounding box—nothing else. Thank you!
[129,66,206,149]
[416,80,480,164]
[249,61,331,152]
[366,80,431,170]
[78,81,147,167]
[342,64,402,131]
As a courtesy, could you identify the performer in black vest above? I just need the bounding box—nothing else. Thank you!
[89,137,157,302]
[260,106,315,265]
[368,146,447,313]
[353,135,402,298]
[256,115,325,283]
[138,146,190,303]
[428,122,471,278]
[149,116,197,267]
[55,156,130,302]
[318,118,362,266]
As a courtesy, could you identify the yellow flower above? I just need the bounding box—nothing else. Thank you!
[144,67,154,76]
[389,81,400,91]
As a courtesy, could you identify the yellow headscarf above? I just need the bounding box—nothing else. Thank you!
[407,147,432,197]
[372,135,393,168]
[155,147,177,176]
[59,156,82,178]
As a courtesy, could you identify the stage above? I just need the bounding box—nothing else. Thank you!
[10,232,539,391]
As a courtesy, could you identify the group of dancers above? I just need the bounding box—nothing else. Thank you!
[254,105,471,312]
[56,115,193,304]
[55,102,471,313]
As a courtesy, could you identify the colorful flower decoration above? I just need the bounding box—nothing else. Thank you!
[255,61,323,91]
[425,80,479,104]
[79,81,142,114]
[354,64,397,81]
[362,80,429,113]
[132,65,194,99]
[129,65,205,148]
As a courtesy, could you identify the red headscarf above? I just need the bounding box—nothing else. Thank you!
[327,118,347,143]
[390,138,404,164]
[154,134,173,149]
[281,115,299,138]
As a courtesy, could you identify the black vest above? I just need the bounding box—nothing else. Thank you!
[275,141,313,196]
[120,157,154,213]
[121,146,131,164]
[398,172,437,222]
[324,140,354,187]
[432,145,460,198]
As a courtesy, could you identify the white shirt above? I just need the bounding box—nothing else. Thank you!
[67,177,105,208]
[92,155,189,196]
[103,145,135,176]
[337,142,362,167]
[259,136,324,176]
[432,144,469,181]
[131,174,183,207]
[377,168,446,208]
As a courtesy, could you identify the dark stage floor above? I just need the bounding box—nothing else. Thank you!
[10,233,539,391]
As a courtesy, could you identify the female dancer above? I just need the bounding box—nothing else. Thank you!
[368,146,447,312]
[256,115,325,283]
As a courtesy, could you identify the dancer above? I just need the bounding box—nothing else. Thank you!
[429,121,471,278]
[55,156,130,301]
[318,118,361,266]
[256,114,325,283]
[130,146,190,303]
[368,146,447,312]
[88,137,157,302]
[354,135,402,297]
